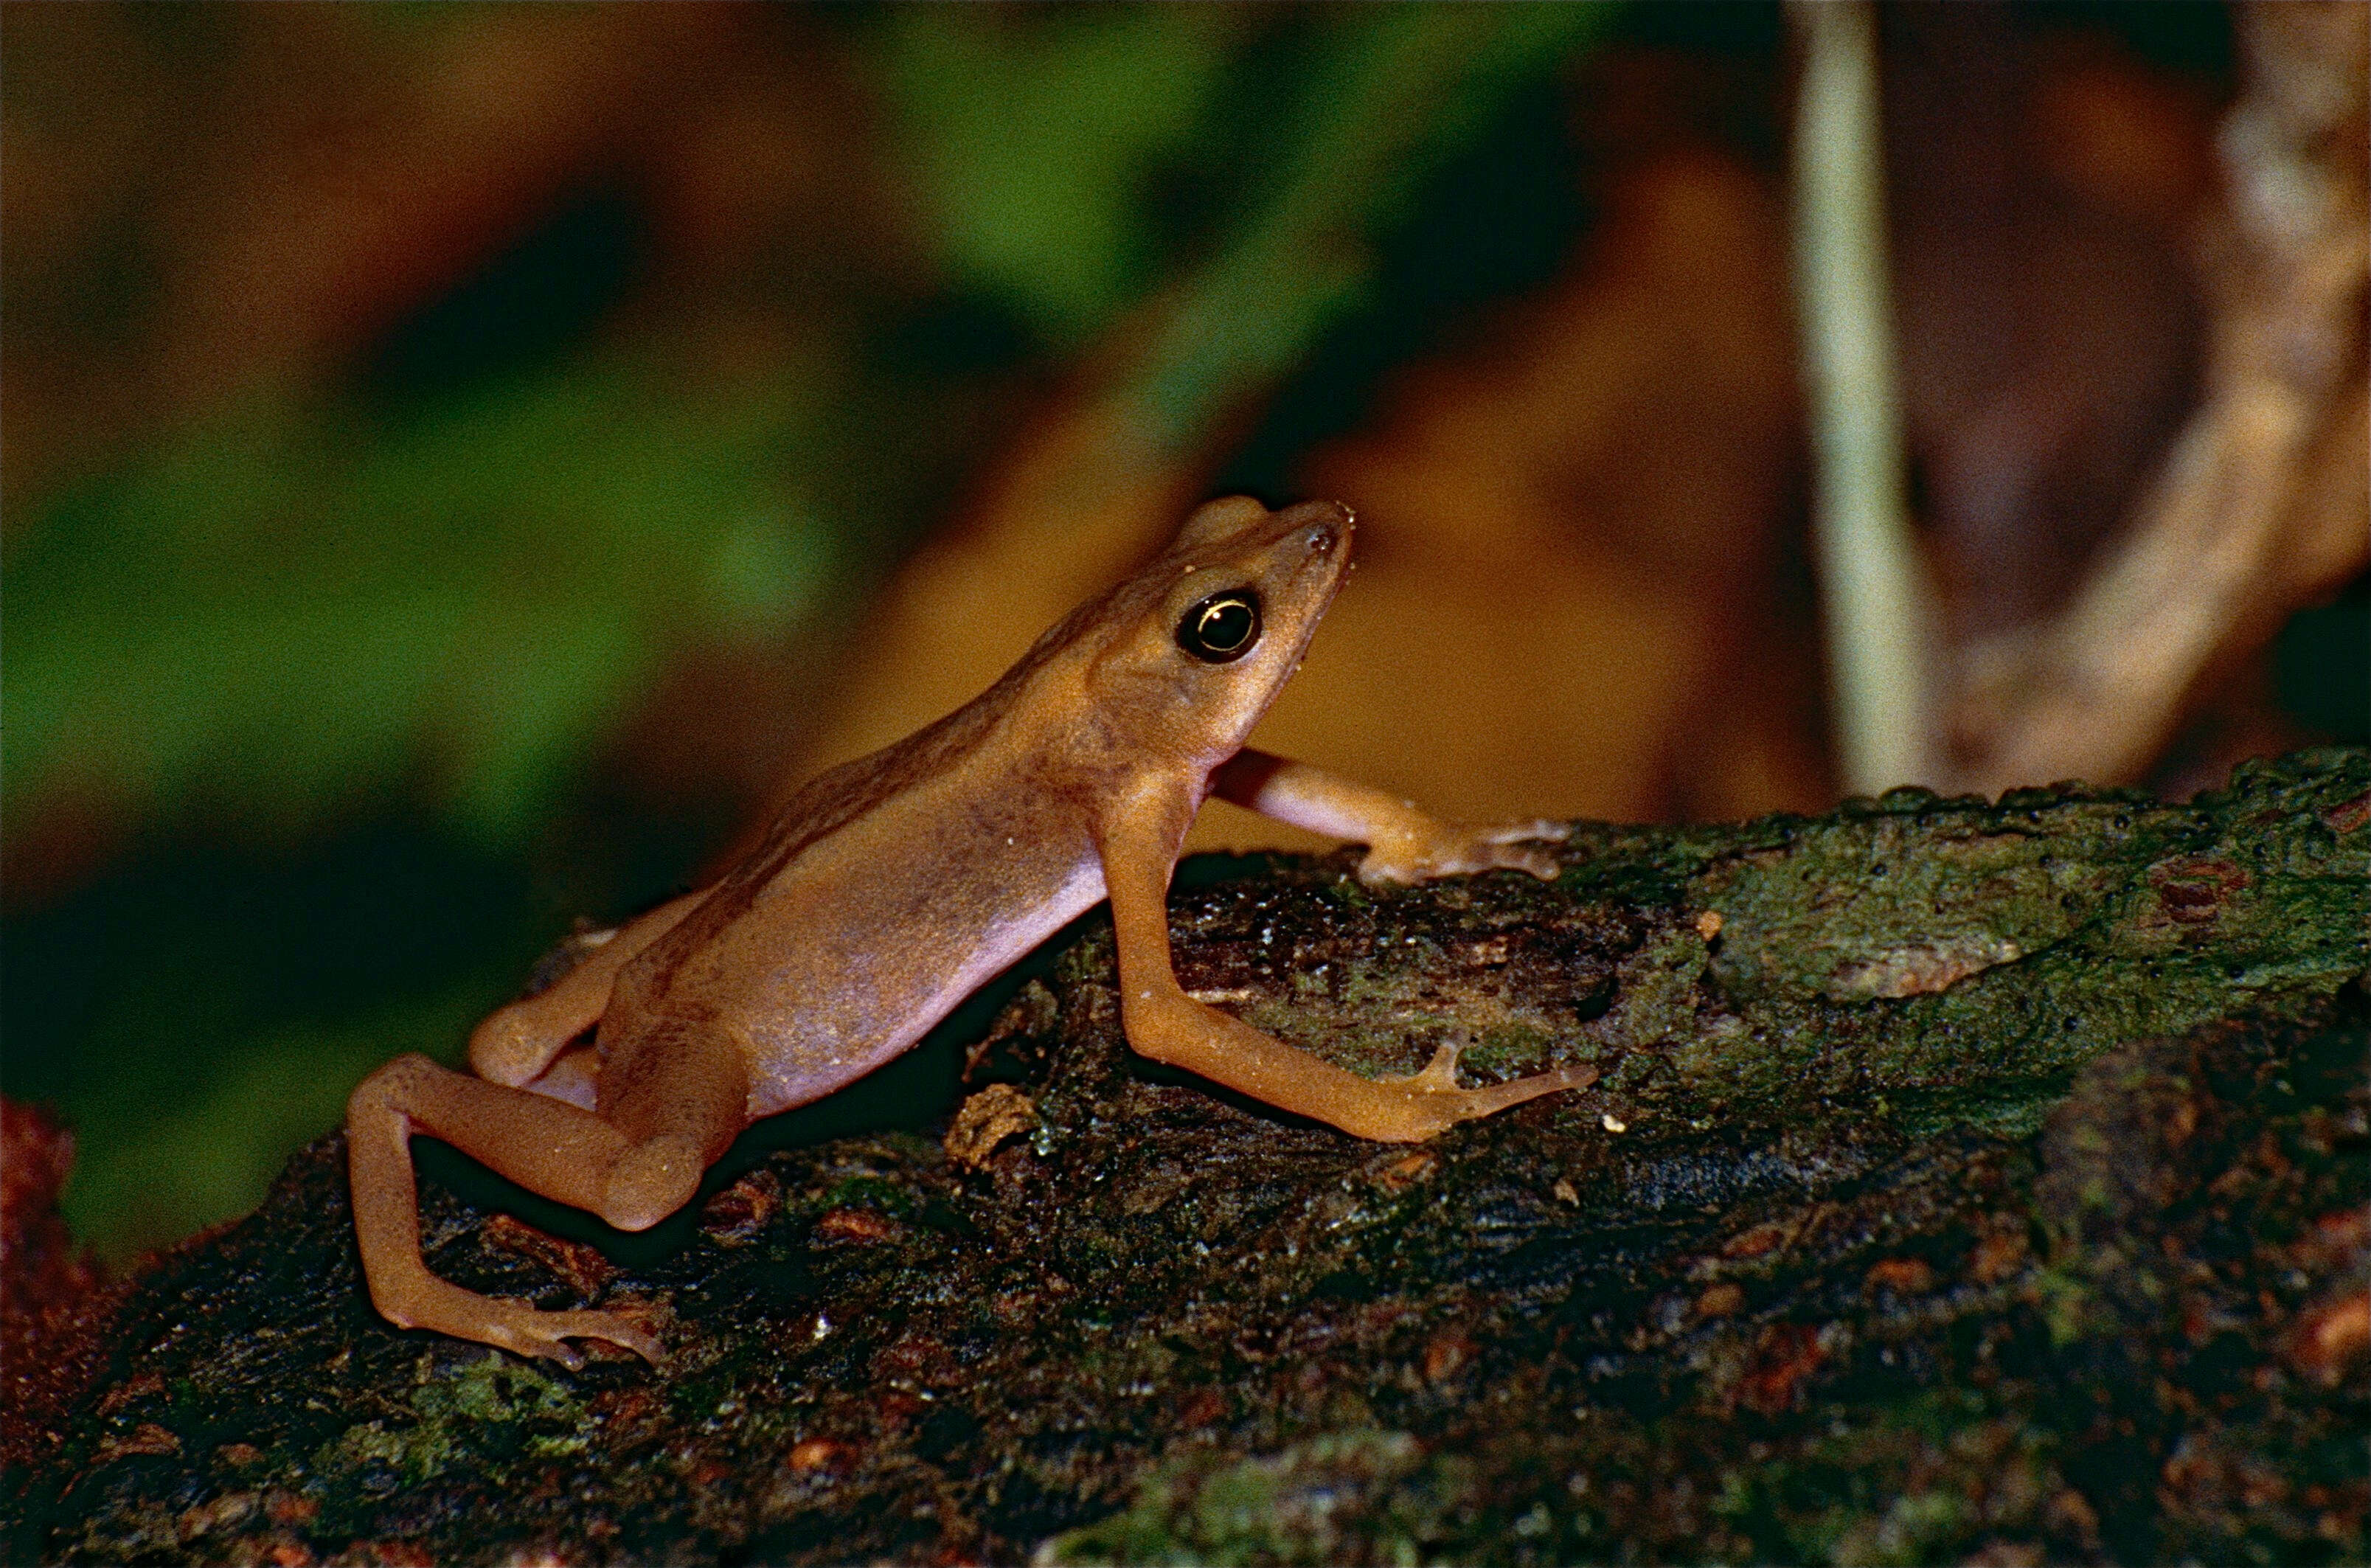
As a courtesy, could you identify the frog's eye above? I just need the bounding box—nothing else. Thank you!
[1176,591,1262,663]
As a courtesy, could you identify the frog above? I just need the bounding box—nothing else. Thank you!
[346,496,1596,1367]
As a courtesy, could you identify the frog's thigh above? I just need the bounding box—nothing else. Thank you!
[590,1015,751,1231]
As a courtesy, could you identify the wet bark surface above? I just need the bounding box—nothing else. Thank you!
[10,749,2367,1565]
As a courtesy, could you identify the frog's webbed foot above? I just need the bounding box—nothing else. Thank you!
[382,1277,661,1370]
[1356,818,1569,887]
[469,1302,662,1370]
[1381,1038,1599,1139]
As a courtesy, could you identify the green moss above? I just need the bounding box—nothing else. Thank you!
[313,1352,591,1491]
[1046,1428,1434,1566]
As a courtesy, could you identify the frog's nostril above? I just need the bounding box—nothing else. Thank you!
[1309,500,1354,552]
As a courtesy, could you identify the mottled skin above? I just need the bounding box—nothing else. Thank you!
[346,497,1594,1365]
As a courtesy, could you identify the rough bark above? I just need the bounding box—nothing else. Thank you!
[9,749,2367,1565]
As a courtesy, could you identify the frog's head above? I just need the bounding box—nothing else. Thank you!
[1071,495,1353,766]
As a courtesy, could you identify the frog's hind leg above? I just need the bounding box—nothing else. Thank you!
[346,1055,673,1367]
[468,890,706,1088]
[584,1011,754,1235]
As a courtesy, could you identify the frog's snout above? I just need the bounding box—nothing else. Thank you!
[1300,501,1353,558]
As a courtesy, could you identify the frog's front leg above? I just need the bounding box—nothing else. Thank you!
[1210,749,1567,886]
[345,1028,746,1367]
[1098,778,1594,1143]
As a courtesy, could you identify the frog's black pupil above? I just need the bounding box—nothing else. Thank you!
[1178,592,1260,662]
[1200,602,1252,648]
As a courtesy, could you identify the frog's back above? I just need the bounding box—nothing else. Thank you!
[602,603,1114,1111]
[732,590,1114,883]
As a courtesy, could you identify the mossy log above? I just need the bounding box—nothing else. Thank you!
[10,750,2367,1565]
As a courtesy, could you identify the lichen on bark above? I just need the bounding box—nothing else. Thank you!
[9,749,2367,1565]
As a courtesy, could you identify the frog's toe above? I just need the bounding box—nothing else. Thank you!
[1358,822,1569,886]
[1355,841,1479,885]
[482,1303,660,1369]
[1445,837,1561,881]
[1382,1042,1597,1137]
[556,1308,662,1365]
[474,1310,586,1370]
[1472,820,1570,879]
[1448,1058,1598,1121]
[1490,842,1563,880]
[1481,818,1569,846]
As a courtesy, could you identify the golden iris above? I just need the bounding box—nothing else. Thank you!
[1177,592,1261,662]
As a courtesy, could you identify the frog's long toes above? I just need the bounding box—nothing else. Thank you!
[480,1303,661,1369]
[1409,1041,1466,1093]
[605,1322,665,1365]
[555,1309,663,1366]
[1477,842,1561,879]
[500,1324,586,1370]
[1457,1060,1597,1120]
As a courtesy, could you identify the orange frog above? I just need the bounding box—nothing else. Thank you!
[347,497,1594,1365]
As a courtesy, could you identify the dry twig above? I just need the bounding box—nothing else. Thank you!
[1948,1,2368,792]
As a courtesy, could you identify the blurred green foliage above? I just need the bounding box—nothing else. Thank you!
[7,4,1614,857]
[884,7,1240,341]
[888,5,1611,448]
[1128,2,1608,445]
[2,3,1618,1257]
[6,364,833,844]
